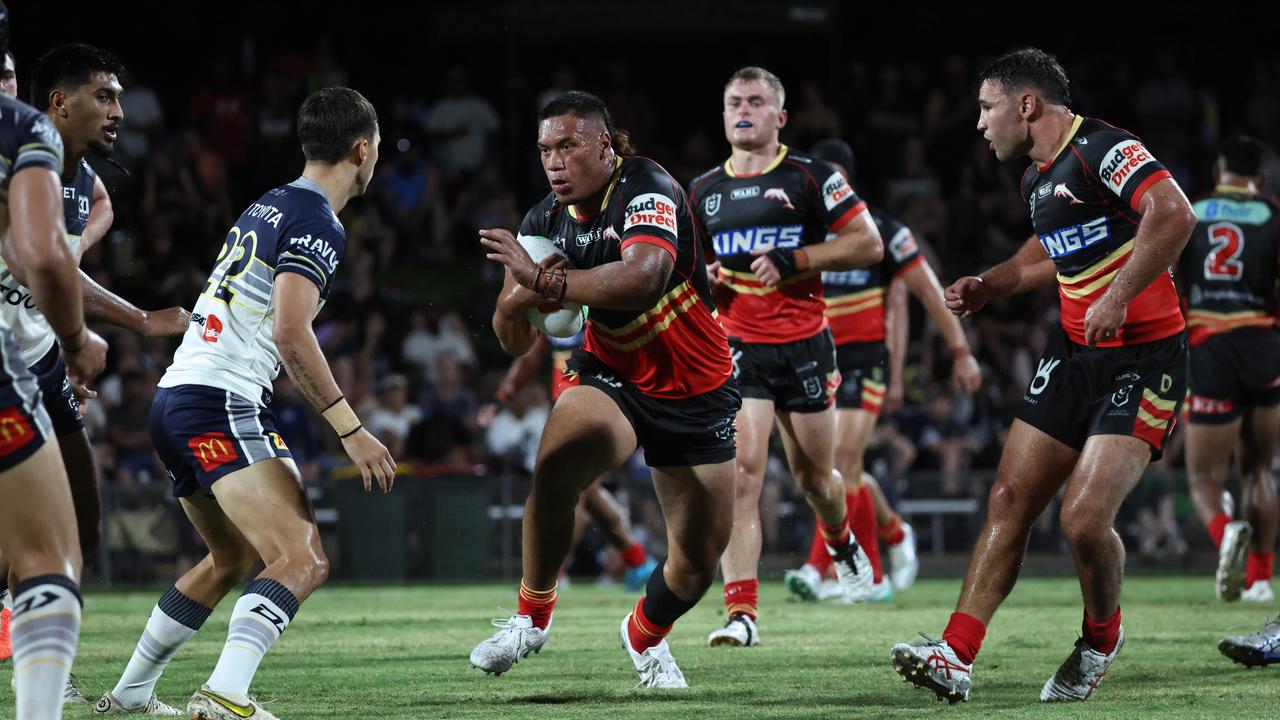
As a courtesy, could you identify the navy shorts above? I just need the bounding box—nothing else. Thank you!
[0,330,53,472]
[29,343,84,437]
[150,384,293,498]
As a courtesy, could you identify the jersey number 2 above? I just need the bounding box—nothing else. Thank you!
[204,226,258,305]
[1204,222,1244,281]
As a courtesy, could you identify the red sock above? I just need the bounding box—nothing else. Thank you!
[805,525,834,576]
[1207,513,1232,547]
[819,513,852,549]
[724,579,759,619]
[878,513,906,546]
[627,599,671,653]
[517,581,557,630]
[848,487,884,583]
[942,612,986,665]
[1082,607,1121,655]
[621,542,648,569]
[1247,552,1274,585]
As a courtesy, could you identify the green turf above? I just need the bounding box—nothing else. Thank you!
[3,575,1277,719]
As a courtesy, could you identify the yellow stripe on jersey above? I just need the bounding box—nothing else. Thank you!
[1142,388,1177,413]
[824,287,882,306]
[724,144,788,178]
[1137,405,1170,430]
[590,290,702,352]
[825,295,883,317]
[568,156,624,221]
[717,267,817,295]
[1058,239,1135,286]
[594,280,694,337]
[1045,115,1085,167]
[1186,309,1272,324]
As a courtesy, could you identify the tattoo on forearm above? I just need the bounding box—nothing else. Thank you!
[284,349,334,410]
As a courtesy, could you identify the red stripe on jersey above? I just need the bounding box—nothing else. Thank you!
[893,255,926,278]
[620,233,677,263]
[584,299,732,399]
[1139,396,1176,424]
[1059,274,1184,347]
[1128,170,1173,212]
[718,273,829,344]
[826,290,886,344]
[829,201,868,232]
[1131,414,1169,450]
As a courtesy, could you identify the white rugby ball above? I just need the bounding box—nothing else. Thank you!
[517,234,587,338]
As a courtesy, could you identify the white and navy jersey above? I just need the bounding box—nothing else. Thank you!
[160,176,346,404]
[0,95,65,345]
[0,158,95,366]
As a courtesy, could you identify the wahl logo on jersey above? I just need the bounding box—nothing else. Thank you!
[288,234,339,274]
[765,188,795,210]
[1053,183,1084,206]
[730,186,760,200]
[822,172,854,211]
[624,193,677,232]
[1099,140,1155,195]
[202,314,223,343]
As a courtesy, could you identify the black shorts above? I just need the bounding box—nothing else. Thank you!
[834,341,888,413]
[29,343,84,437]
[0,330,53,472]
[1187,328,1280,424]
[150,384,293,498]
[730,329,839,413]
[1016,327,1186,460]
[565,350,741,468]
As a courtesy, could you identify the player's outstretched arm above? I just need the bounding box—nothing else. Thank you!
[901,261,981,393]
[1083,178,1196,347]
[5,167,106,387]
[748,211,885,287]
[883,277,908,414]
[80,270,190,336]
[945,235,1056,317]
[273,272,395,493]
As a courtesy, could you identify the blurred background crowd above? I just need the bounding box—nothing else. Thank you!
[11,2,1279,582]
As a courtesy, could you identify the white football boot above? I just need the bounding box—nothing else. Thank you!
[1040,626,1125,702]
[469,614,551,675]
[620,614,688,688]
[888,523,920,590]
[707,612,759,647]
[891,634,972,703]
[1217,521,1252,601]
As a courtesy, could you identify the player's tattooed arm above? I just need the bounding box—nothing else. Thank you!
[273,272,395,492]
[561,243,673,310]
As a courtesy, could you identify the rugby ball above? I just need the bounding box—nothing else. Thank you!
[517,234,587,338]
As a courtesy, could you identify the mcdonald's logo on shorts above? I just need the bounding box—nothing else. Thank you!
[0,407,37,457]
[187,431,238,472]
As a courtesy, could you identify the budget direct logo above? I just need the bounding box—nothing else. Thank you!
[624,193,677,232]
[822,172,854,211]
[1099,140,1155,195]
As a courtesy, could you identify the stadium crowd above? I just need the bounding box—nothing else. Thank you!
[55,46,1278,578]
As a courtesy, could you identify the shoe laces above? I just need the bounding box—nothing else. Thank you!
[634,648,684,688]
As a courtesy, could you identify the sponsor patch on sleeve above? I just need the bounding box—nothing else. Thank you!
[623,192,678,234]
[1099,140,1156,196]
[822,172,855,211]
[888,227,918,263]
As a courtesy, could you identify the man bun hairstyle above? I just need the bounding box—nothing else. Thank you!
[539,90,635,156]
[978,47,1071,106]
[298,86,379,164]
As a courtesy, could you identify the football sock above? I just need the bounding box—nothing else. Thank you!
[621,542,648,569]
[1247,552,1274,586]
[11,575,81,720]
[942,611,986,665]
[1207,513,1232,547]
[849,485,884,583]
[805,526,833,576]
[1082,607,1122,655]
[206,578,299,696]
[724,579,759,619]
[879,513,906,546]
[517,581,557,630]
[113,585,212,708]
[627,561,698,653]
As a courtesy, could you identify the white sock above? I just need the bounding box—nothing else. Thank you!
[206,578,298,696]
[112,586,212,708]
[11,575,81,720]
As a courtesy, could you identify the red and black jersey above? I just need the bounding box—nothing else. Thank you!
[688,145,867,344]
[1021,116,1184,347]
[823,206,924,345]
[518,156,731,400]
[1178,187,1280,346]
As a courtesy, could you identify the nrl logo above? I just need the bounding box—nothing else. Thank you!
[705,193,722,216]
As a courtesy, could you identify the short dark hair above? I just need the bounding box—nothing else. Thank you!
[29,43,125,111]
[725,66,786,108]
[978,47,1071,106]
[539,90,635,156]
[1219,134,1265,177]
[297,87,379,164]
[811,138,856,183]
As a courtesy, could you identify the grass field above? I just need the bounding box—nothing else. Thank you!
[3,575,1278,719]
